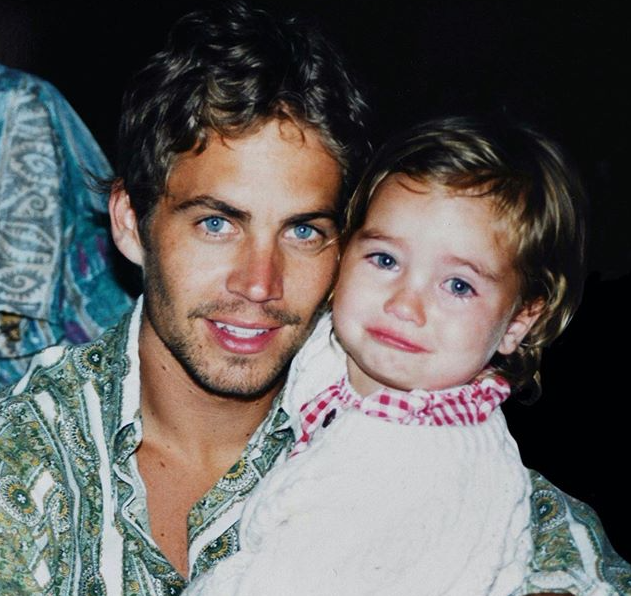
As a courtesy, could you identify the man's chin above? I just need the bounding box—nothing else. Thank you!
[188,367,289,402]
[176,351,291,402]
[160,306,325,401]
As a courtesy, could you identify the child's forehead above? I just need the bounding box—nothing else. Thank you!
[370,173,501,215]
[364,173,520,258]
[372,172,520,229]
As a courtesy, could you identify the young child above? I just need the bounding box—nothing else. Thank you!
[185,117,587,595]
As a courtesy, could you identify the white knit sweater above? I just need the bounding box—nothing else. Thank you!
[185,315,533,596]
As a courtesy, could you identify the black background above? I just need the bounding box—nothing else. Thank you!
[2,0,629,561]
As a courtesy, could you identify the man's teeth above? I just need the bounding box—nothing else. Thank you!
[214,322,269,338]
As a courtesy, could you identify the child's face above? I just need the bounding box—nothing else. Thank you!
[333,174,540,395]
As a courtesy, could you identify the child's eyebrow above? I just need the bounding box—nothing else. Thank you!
[356,228,503,282]
[446,256,501,283]
[355,228,400,245]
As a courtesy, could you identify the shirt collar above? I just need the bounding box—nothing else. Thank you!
[113,297,143,465]
[294,371,511,452]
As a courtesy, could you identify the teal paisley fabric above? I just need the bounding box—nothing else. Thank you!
[0,65,133,387]
[0,302,294,595]
[517,470,631,595]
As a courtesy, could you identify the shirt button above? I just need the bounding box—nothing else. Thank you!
[322,408,337,428]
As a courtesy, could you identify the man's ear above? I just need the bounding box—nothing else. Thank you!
[497,299,545,355]
[109,185,145,267]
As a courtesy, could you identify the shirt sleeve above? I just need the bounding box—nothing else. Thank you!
[0,389,74,595]
[515,469,631,595]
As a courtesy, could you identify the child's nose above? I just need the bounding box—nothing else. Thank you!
[384,287,427,326]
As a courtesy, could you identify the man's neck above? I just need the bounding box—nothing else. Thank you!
[137,313,282,465]
[135,312,284,578]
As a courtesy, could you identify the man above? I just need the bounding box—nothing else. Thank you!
[0,3,367,594]
[0,2,628,595]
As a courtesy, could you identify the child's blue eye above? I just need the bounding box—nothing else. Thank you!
[369,252,397,270]
[447,278,474,297]
[202,216,229,234]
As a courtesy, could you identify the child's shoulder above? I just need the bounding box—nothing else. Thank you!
[283,313,346,425]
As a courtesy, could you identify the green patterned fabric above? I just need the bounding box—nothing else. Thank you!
[517,470,631,595]
[0,302,293,595]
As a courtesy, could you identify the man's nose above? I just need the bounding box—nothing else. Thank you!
[226,241,284,303]
[383,285,427,326]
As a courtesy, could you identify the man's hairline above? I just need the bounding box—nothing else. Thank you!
[134,117,349,248]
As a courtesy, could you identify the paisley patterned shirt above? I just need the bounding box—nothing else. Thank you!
[0,302,294,595]
[0,65,133,387]
[521,471,631,595]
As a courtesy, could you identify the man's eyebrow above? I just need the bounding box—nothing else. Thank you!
[283,210,339,227]
[171,194,251,222]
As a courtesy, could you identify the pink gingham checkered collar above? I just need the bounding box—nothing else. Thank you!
[294,371,511,454]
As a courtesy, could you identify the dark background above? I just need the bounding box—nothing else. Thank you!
[2,0,629,561]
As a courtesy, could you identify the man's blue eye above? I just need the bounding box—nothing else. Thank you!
[448,278,473,296]
[370,253,397,269]
[203,217,227,233]
[293,224,316,240]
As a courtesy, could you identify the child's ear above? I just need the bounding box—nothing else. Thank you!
[497,299,545,356]
[109,185,145,268]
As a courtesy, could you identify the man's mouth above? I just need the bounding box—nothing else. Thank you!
[214,322,270,339]
[206,319,281,355]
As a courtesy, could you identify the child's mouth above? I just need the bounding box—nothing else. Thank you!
[366,327,429,353]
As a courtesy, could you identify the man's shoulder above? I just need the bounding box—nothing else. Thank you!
[526,469,631,595]
[0,314,135,595]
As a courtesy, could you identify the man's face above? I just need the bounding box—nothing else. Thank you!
[141,120,342,398]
